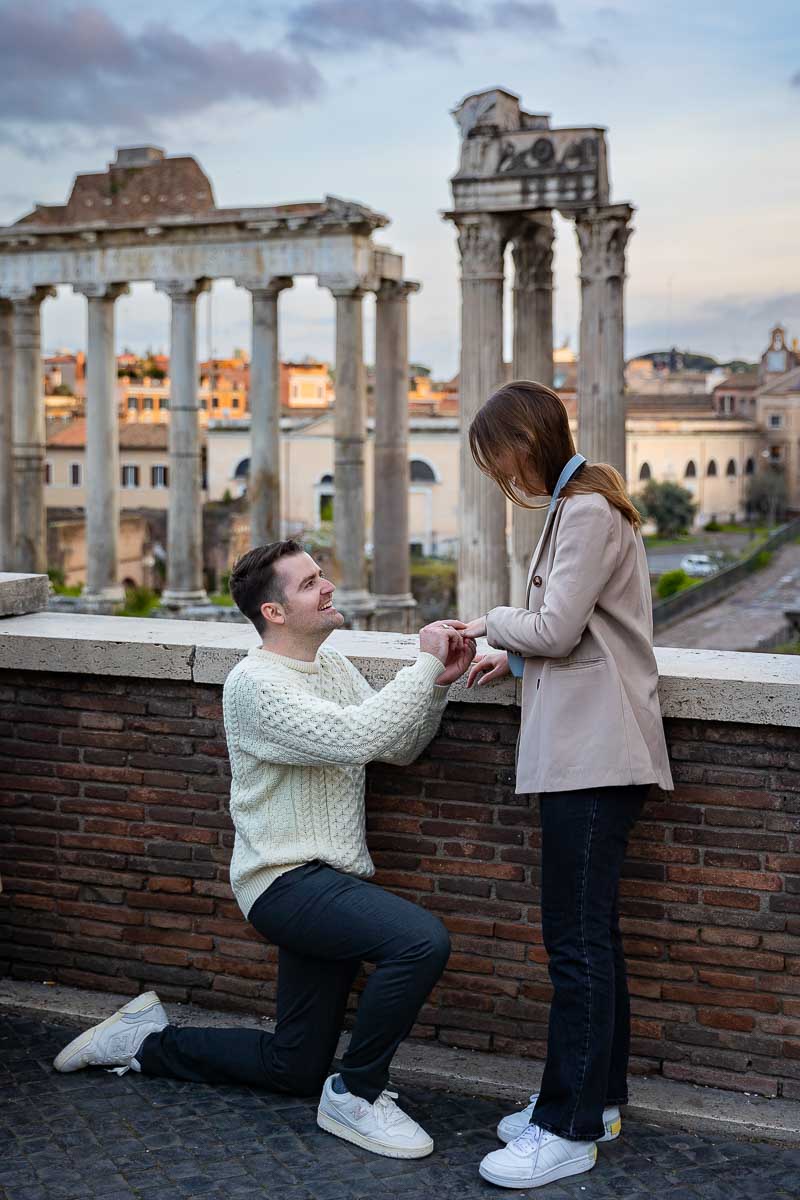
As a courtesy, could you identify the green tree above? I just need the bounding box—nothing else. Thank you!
[636,480,696,537]
[746,470,787,526]
[657,569,692,600]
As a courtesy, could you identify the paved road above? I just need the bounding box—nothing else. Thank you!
[3,1015,800,1200]
[645,532,767,577]
[655,541,800,651]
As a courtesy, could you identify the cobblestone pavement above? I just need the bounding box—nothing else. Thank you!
[3,1016,800,1200]
[654,540,800,650]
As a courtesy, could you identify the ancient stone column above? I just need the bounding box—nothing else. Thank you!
[156,278,210,607]
[4,287,55,573]
[0,300,12,570]
[238,277,293,546]
[575,205,634,476]
[327,282,374,627]
[75,283,130,606]
[373,279,419,633]
[452,214,509,619]
[510,216,555,606]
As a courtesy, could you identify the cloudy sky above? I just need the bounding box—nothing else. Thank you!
[1,0,798,375]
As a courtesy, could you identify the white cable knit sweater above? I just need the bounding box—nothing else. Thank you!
[222,644,449,916]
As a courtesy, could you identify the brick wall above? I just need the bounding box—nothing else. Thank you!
[1,669,799,1099]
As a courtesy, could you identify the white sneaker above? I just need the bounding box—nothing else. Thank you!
[480,1123,597,1189]
[497,1092,621,1143]
[316,1075,433,1159]
[53,991,168,1074]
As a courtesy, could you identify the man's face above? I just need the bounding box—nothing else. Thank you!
[266,551,344,638]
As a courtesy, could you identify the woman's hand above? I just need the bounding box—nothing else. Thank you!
[466,650,510,689]
[455,616,487,639]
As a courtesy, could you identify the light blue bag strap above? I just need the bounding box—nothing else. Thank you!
[508,453,587,678]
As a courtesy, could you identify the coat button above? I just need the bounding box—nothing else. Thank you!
[533,575,543,587]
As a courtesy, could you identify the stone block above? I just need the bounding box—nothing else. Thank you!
[0,572,49,617]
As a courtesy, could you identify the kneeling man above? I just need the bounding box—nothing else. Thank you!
[54,540,474,1159]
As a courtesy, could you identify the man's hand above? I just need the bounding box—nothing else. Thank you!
[419,620,463,666]
[436,630,477,686]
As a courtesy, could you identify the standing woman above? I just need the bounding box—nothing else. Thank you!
[458,381,673,1191]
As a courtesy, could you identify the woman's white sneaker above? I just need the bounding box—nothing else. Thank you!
[480,1124,597,1189]
[497,1092,621,1143]
[53,991,168,1074]
[317,1076,433,1159]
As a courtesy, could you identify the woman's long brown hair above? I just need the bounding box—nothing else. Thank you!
[468,380,642,528]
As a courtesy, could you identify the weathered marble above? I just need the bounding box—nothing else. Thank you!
[156,278,210,608]
[510,216,555,608]
[373,280,419,632]
[1,287,55,573]
[576,205,633,475]
[239,278,293,546]
[326,282,374,626]
[451,214,510,619]
[76,283,130,603]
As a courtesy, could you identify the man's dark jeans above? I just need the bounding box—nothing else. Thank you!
[137,862,450,1103]
[532,784,648,1142]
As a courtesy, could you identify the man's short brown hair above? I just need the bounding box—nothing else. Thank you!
[229,540,303,635]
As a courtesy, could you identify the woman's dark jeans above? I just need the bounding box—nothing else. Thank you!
[138,862,450,1103]
[532,784,648,1142]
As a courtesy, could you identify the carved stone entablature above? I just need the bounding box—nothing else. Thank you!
[450,90,610,214]
[320,195,389,232]
[575,205,634,284]
[454,215,509,281]
[512,217,555,291]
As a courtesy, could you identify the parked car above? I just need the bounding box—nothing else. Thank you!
[679,553,719,577]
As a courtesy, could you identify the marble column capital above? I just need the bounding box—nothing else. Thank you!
[236,276,293,298]
[453,214,510,281]
[73,282,130,302]
[575,204,634,284]
[155,278,211,302]
[376,279,421,301]
[0,285,56,308]
[319,276,368,299]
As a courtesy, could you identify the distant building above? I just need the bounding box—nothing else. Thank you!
[280,361,333,410]
[44,351,84,396]
[46,418,186,512]
[711,370,759,418]
[116,354,335,423]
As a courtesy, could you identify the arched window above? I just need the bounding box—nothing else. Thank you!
[638,462,651,481]
[685,460,697,478]
[707,459,718,477]
[233,457,250,480]
[745,457,755,475]
[726,458,737,477]
[317,473,334,523]
[410,458,437,483]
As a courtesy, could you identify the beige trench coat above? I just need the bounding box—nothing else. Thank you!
[486,492,674,795]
